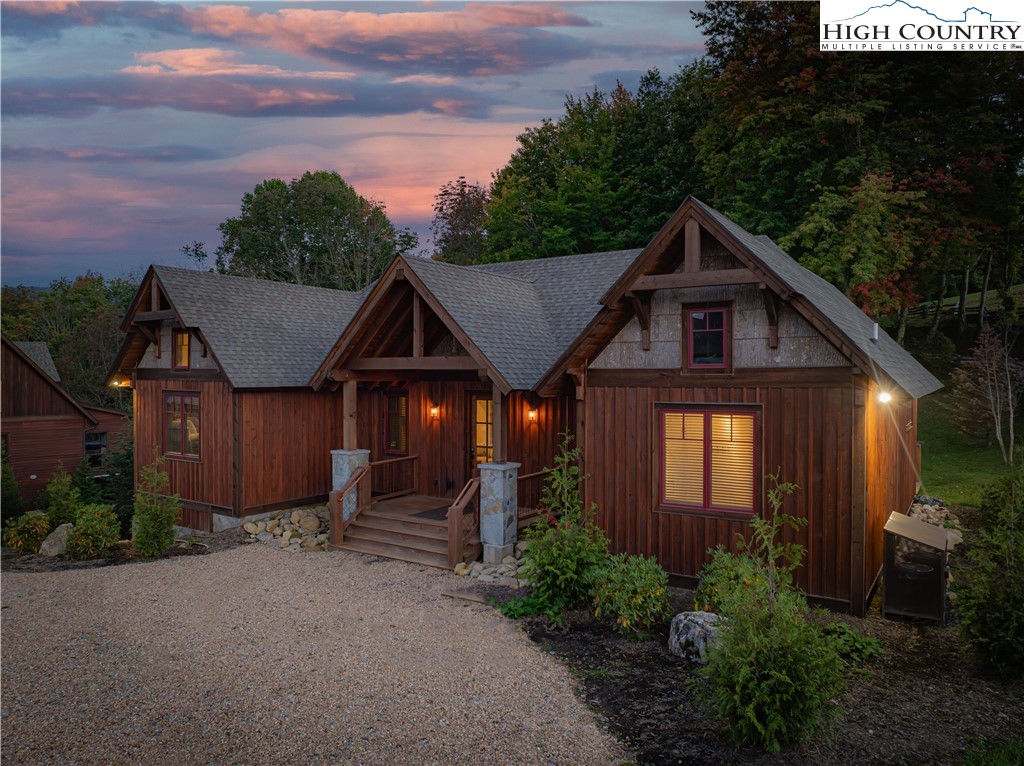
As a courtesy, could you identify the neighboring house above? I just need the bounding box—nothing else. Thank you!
[2,338,97,500]
[111,198,940,615]
[108,266,369,532]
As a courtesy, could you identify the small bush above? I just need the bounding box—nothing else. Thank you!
[132,460,181,558]
[523,519,609,621]
[491,593,551,620]
[1,446,27,523]
[44,468,82,528]
[100,431,135,538]
[592,553,671,639]
[65,503,120,560]
[693,548,761,612]
[72,462,103,505]
[955,464,1024,679]
[819,620,883,665]
[2,512,51,552]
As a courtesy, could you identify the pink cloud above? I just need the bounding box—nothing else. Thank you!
[123,49,356,80]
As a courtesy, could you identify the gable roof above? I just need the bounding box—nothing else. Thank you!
[3,337,97,425]
[113,267,370,389]
[13,341,60,383]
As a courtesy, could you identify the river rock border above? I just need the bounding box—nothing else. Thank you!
[242,505,329,552]
[452,540,530,587]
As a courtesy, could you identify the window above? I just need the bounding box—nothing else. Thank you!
[658,405,758,515]
[165,392,200,459]
[84,432,108,468]
[385,393,408,455]
[173,330,190,369]
[684,306,729,370]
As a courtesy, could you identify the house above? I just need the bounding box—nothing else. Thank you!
[2,338,99,500]
[107,266,369,531]
[111,198,939,614]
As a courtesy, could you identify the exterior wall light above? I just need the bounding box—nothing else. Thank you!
[429,404,440,420]
[878,391,892,404]
[527,408,538,423]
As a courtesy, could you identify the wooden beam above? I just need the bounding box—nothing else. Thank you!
[150,281,160,312]
[684,218,701,272]
[412,293,424,358]
[135,323,158,346]
[586,367,855,388]
[492,383,506,464]
[132,310,177,323]
[760,285,781,349]
[631,268,759,291]
[343,380,358,450]
[850,378,868,616]
[628,292,652,351]
[348,356,480,371]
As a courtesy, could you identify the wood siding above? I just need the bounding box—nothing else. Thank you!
[1,342,84,418]
[238,388,346,514]
[584,379,856,609]
[134,378,233,510]
[2,416,89,500]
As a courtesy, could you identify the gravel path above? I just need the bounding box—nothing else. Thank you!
[1,545,627,765]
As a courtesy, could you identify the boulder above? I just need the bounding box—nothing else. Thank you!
[291,510,304,525]
[299,515,321,533]
[454,562,472,576]
[39,523,74,557]
[668,611,721,664]
[243,522,259,535]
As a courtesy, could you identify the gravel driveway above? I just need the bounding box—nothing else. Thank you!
[1,545,626,765]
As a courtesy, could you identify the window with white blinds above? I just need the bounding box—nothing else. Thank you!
[660,407,757,514]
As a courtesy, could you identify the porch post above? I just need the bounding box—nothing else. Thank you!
[331,448,370,521]
[478,461,520,564]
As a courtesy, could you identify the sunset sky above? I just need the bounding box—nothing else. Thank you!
[0,1,706,286]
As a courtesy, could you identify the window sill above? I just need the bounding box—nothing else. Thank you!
[656,505,755,522]
[164,454,201,463]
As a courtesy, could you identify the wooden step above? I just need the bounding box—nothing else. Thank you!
[356,512,448,539]
[334,537,449,569]
[344,524,448,554]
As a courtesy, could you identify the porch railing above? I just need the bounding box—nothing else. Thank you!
[517,468,550,531]
[446,476,481,567]
[328,465,370,548]
[370,454,418,501]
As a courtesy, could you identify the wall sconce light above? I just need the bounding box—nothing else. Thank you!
[878,391,892,404]
[429,404,440,420]
[527,408,538,423]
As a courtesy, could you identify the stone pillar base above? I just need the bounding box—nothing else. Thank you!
[483,543,515,565]
[331,448,370,521]
[478,461,521,555]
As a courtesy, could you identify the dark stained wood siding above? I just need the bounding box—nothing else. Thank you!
[83,407,132,438]
[584,379,856,609]
[238,388,345,514]
[1,342,83,418]
[134,378,233,510]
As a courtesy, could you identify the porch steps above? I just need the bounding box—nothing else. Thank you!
[335,509,450,569]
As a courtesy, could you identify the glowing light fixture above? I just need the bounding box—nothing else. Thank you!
[527,408,538,423]
[878,391,892,404]
[429,404,440,420]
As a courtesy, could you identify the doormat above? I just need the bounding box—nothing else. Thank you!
[412,506,451,521]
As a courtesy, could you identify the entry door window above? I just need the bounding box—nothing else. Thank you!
[470,395,493,466]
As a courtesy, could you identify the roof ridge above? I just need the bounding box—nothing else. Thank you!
[409,256,539,287]
[153,265,361,298]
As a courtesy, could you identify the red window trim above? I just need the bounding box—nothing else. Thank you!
[384,392,409,456]
[172,330,190,370]
[163,390,201,461]
[656,403,760,518]
[682,304,732,372]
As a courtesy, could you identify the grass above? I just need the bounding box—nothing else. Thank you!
[917,391,1012,508]
[960,737,1024,766]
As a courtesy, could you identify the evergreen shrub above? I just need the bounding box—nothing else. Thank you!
[592,552,671,639]
[44,468,82,528]
[65,503,120,560]
[132,460,181,558]
[2,512,51,552]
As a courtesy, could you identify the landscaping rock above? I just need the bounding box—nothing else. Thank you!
[244,505,329,553]
[243,522,259,535]
[668,611,721,664]
[454,562,472,576]
[299,515,320,533]
[38,523,74,557]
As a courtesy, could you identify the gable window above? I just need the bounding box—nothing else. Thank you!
[173,330,190,370]
[385,393,409,455]
[165,392,200,459]
[658,404,758,516]
[684,306,730,370]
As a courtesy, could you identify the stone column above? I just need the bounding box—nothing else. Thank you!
[331,448,370,521]
[478,461,520,564]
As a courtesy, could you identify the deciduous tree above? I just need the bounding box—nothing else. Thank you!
[431,177,489,265]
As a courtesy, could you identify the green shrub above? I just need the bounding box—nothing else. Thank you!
[491,593,550,620]
[132,460,181,558]
[100,431,135,538]
[44,468,82,528]
[2,512,51,552]
[65,503,121,560]
[72,462,103,505]
[961,737,1024,766]
[819,620,883,665]
[1,446,27,523]
[698,473,844,752]
[693,548,761,612]
[592,553,671,639]
[955,464,1024,679]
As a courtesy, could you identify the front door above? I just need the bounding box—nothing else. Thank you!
[467,393,493,476]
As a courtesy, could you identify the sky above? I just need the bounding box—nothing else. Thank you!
[0,1,707,286]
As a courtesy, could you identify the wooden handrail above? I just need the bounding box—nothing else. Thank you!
[328,465,370,548]
[369,453,419,467]
[368,453,419,501]
[518,469,549,482]
[447,477,481,568]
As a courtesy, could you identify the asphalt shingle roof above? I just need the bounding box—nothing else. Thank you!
[153,266,368,388]
[14,341,60,383]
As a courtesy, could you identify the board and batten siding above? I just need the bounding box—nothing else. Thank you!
[134,378,233,510]
[584,380,857,609]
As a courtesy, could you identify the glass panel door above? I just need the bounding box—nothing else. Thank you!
[468,394,493,474]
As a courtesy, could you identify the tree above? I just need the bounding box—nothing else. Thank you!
[215,170,418,290]
[430,177,489,265]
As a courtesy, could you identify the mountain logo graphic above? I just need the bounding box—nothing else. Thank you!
[828,1,1017,23]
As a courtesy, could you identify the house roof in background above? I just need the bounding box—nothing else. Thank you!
[13,341,60,383]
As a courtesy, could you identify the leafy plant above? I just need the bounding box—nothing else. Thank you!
[2,512,51,552]
[44,467,82,528]
[961,737,1024,766]
[100,431,136,538]
[955,462,1024,679]
[490,593,552,621]
[819,620,883,665]
[132,459,181,558]
[1,445,26,523]
[65,503,120,560]
[591,553,671,639]
[698,473,843,752]
[538,431,592,524]
[72,461,103,505]
[693,548,761,613]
